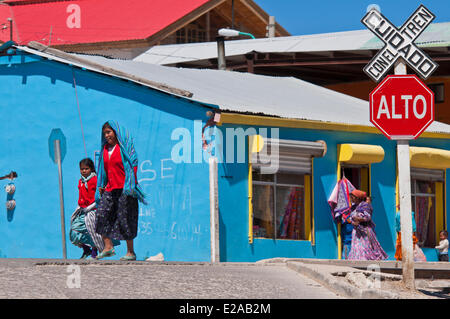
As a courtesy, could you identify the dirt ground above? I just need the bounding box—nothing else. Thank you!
[386,279,450,299]
[334,270,450,299]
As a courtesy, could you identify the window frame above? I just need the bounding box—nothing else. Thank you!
[252,172,307,240]
[409,173,446,248]
[248,136,317,244]
[336,143,385,259]
[428,82,445,104]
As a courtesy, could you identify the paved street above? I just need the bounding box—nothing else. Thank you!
[0,259,340,299]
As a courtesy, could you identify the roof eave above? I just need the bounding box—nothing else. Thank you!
[217,112,450,139]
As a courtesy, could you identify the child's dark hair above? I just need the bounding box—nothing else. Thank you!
[79,158,96,173]
[440,230,448,238]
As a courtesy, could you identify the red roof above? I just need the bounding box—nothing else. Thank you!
[0,0,210,45]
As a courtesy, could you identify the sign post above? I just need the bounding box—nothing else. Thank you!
[362,5,437,290]
[49,129,67,260]
[394,60,415,290]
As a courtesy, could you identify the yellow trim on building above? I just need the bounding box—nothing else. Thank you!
[310,158,315,245]
[435,181,444,245]
[338,144,385,164]
[336,160,342,259]
[249,134,264,154]
[304,174,312,241]
[410,147,450,170]
[217,113,450,139]
[248,160,253,244]
[247,136,261,244]
[446,172,448,238]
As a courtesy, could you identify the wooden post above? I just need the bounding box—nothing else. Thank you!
[206,12,211,42]
[395,59,415,290]
[231,0,235,29]
[246,53,254,73]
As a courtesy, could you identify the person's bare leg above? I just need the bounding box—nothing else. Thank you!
[126,240,135,256]
[102,236,114,252]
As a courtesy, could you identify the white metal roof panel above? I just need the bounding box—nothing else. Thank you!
[55,53,376,124]
[133,22,450,65]
[17,45,450,135]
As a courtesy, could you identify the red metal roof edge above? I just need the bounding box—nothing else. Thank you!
[2,0,74,5]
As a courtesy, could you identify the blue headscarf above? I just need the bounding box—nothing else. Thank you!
[95,121,146,204]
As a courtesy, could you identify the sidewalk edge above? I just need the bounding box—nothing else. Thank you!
[286,261,400,299]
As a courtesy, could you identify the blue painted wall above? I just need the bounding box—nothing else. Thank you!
[217,123,450,262]
[0,51,212,261]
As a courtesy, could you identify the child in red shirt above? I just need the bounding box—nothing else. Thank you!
[71,158,102,259]
[78,158,97,210]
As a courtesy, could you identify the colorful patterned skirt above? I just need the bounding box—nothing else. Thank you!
[95,189,139,241]
[348,226,388,260]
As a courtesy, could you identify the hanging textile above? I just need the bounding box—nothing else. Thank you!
[328,177,356,221]
[279,187,303,239]
[415,196,433,246]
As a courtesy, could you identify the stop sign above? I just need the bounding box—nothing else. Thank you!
[370,75,434,140]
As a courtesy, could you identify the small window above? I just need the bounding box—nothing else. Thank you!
[187,29,197,43]
[176,29,186,44]
[250,137,325,242]
[428,83,444,103]
[198,30,206,42]
[179,24,207,43]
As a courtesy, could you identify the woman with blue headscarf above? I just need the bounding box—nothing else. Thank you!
[95,121,146,260]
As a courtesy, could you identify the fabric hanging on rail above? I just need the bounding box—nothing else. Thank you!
[328,177,356,221]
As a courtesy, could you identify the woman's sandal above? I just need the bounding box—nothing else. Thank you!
[96,249,116,260]
[120,254,136,261]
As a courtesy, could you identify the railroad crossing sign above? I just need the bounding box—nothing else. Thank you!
[369,74,434,140]
[361,5,438,82]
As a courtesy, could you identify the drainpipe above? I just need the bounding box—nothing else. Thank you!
[216,36,226,70]
[209,156,219,263]
[202,111,221,263]
[267,16,275,38]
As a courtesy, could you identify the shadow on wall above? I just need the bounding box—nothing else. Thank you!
[219,208,227,262]
[0,60,213,122]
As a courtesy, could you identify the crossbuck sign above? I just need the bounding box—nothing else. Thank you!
[361,5,438,82]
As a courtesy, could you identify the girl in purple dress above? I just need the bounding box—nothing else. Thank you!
[347,190,388,261]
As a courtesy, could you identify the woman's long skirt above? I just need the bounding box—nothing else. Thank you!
[95,189,139,241]
[348,227,388,260]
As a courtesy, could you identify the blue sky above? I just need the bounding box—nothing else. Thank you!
[254,1,450,35]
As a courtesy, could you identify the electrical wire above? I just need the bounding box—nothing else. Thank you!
[72,68,87,157]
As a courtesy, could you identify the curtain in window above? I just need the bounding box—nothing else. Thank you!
[279,187,303,239]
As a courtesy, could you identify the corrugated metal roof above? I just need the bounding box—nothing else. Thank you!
[133,22,450,65]
[16,44,450,135]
